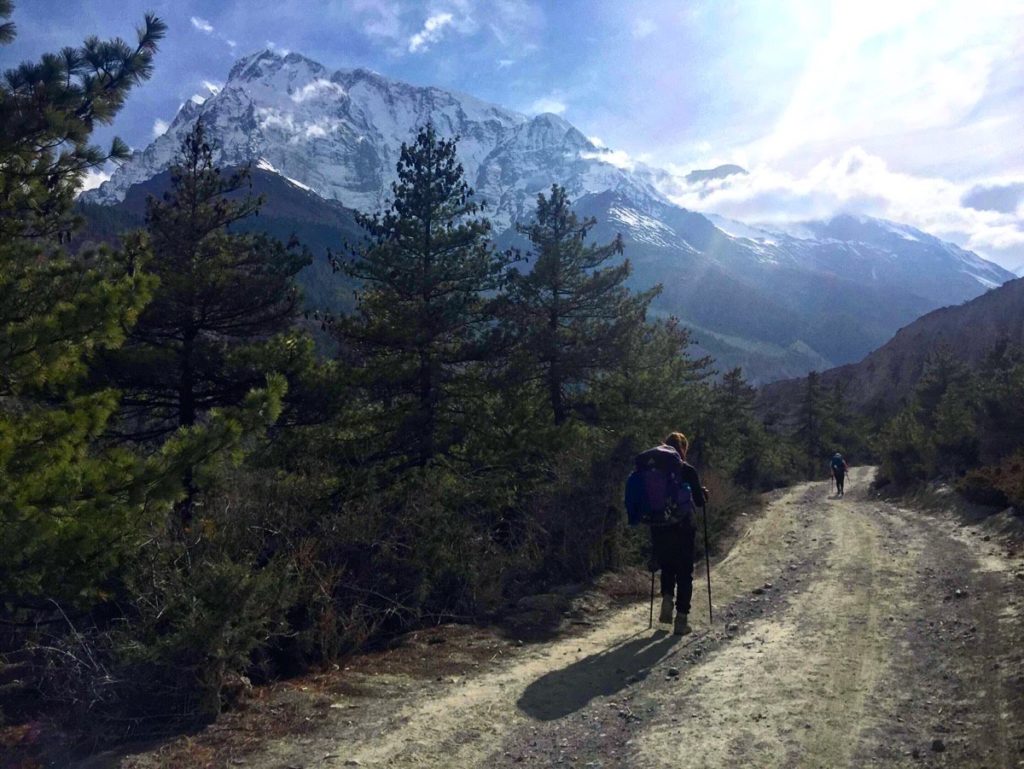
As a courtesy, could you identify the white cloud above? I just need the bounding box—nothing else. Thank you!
[78,167,110,193]
[528,96,566,115]
[408,12,454,53]
[190,15,239,51]
[752,1,1024,166]
[256,107,296,133]
[152,118,169,138]
[497,58,516,68]
[302,118,343,140]
[190,16,214,34]
[291,78,346,103]
[588,136,606,148]
[201,80,222,96]
[581,147,635,171]
[663,146,1024,270]
[266,40,291,57]
[350,0,404,41]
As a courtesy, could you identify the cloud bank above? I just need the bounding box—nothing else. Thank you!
[662,147,1024,269]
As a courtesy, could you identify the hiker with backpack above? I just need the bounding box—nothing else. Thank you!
[830,452,849,496]
[625,432,709,636]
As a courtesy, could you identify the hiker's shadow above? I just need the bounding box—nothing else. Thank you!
[517,630,680,721]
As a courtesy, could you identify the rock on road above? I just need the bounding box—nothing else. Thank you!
[246,467,1024,769]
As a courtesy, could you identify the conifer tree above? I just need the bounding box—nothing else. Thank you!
[101,121,310,440]
[820,382,846,453]
[340,124,512,466]
[794,370,829,477]
[914,346,973,429]
[502,184,658,424]
[0,8,167,605]
[97,121,310,522]
[596,317,712,437]
[708,367,758,474]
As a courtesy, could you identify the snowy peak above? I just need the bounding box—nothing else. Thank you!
[227,49,328,86]
[86,48,659,229]
[758,214,1015,291]
[82,46,1015,386]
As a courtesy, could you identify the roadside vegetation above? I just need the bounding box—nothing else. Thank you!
[875,343,1024,507]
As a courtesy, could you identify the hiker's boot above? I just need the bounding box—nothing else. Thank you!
[659,595,674,624]
[673,613,692,636]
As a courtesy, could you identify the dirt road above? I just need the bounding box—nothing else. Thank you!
[233,468,1024,769]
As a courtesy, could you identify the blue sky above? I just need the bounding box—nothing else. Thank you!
[4,0,1023,268]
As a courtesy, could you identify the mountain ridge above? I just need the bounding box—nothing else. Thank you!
[82,47,1016,383]
[757,276,1024,419]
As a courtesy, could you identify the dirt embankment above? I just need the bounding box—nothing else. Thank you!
[92,467,1024,769]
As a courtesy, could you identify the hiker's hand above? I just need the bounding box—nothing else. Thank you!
[702,486,710,499]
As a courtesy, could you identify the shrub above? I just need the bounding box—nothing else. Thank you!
[957,450,1024,508]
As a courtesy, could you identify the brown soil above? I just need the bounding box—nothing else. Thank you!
[66,468,1024,768]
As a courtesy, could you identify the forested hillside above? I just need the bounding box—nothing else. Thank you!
[758,277,1024,506]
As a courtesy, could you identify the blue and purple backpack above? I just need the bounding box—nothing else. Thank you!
[624,445,694,526]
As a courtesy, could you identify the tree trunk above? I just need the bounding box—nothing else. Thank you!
[177,329,197,531]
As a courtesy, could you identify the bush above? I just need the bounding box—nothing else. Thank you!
[957,450,1024,508]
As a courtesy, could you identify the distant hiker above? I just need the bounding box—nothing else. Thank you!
[625,432,708,635]
[830,452,849,496]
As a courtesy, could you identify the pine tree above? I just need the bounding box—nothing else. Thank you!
[502,184,658,425]
[97,121,310,522]
[914,346,973,429]
[708,367,757,476]
[824,381,859,456]
[794,370,829,478]
[978,343,1024,462]
[0,8,167,605]
[339,124,513,466]
[598,318,711,431]
[102,121,310,438]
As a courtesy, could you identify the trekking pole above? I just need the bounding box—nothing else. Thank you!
[648,569,656,629]
[702,505,713,625]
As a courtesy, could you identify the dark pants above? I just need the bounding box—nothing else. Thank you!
[651,519,696,615]
[835,472,845,495]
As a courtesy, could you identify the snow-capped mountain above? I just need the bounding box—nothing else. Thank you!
[87,49,664,231]
[83,49,1017,382]
[568,193,1016,380]
[708,213,1011,303]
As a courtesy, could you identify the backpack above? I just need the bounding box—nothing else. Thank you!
[624,445,695,526]
[830,455,845,473]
